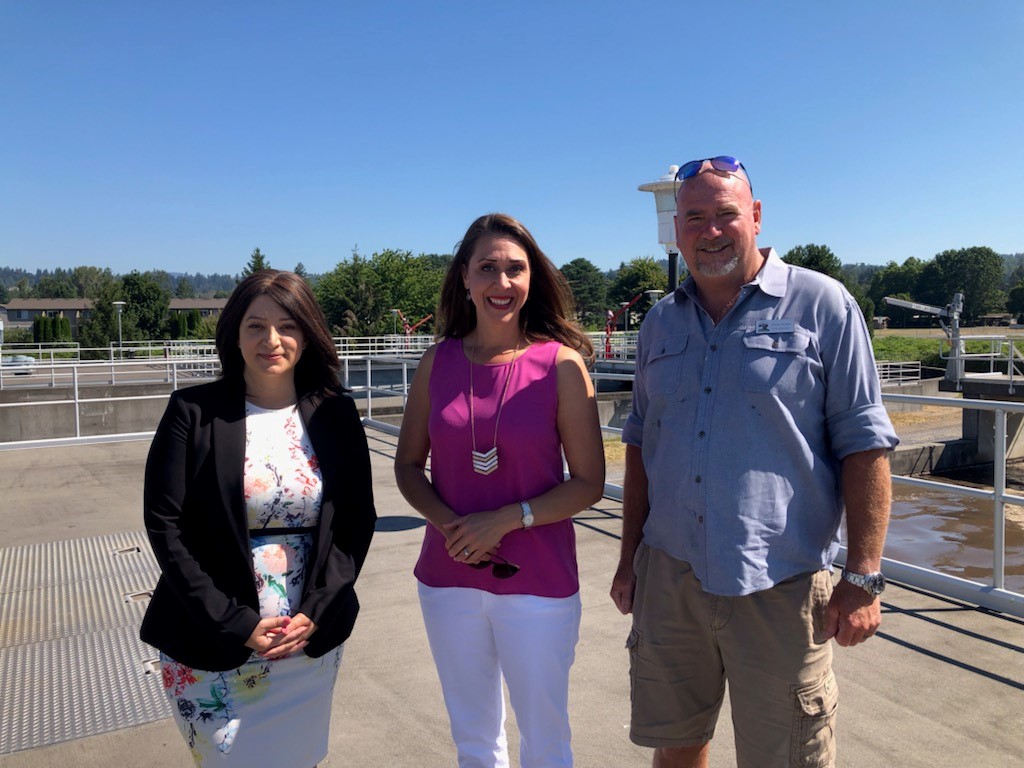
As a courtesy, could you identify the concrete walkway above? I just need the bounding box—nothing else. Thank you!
[0,433,1022,767]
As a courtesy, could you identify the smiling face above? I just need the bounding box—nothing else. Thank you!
[674,168,763,286]
[238,294,305,382]
[461,235,531,329]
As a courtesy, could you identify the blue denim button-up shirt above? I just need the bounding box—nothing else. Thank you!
[622,249,898,596]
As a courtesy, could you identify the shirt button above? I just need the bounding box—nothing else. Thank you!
[698,430,705,438]
[710,344,718,351]
[695,475,702,483]
[698,515,704,523]
[704,386,712,394]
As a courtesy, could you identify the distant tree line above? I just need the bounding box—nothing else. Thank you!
[839,248,1024,326]
[4,245,1023,350]
[0,266,237,301]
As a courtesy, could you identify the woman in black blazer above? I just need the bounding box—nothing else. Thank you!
[141,270,375,767]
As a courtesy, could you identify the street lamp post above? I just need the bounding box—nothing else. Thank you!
[638,165,682,291]
[620,301,631,333]
[389,308,400,336]
[112,301,126,359]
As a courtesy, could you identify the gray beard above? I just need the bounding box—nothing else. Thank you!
[695,251,740,278]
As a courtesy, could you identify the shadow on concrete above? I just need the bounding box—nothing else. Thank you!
[375,515,426,532]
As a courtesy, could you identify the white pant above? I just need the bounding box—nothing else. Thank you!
[418,583,582,768]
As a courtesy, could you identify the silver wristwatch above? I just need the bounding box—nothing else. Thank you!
[841,568,886,596]
[519,501,535,528]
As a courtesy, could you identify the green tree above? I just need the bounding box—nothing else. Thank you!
[560,258,609,329]
[0,282,8,303]
[121,271,171,340]
[315,252,379,336]
[36,315,57,342]
[609,257,668,326]
[72,266,118,298]
[13,277,32,298]
[2,326,32,343]
[315,249,444,336]
[78,280,123,354]
[35,270,77,298]
[242,247,271,277]
[782,244,842,280]
[174,276,196,298]
[1007,281,1024,322]
[197,316,219,339]
[919,246,1004,324]
[294,262,308,279]
[785,244,875,333]
[147,270,175,295]
[868,258,925,319]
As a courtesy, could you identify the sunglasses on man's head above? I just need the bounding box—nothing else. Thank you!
[468,553,520,579]
[675,156,752,192]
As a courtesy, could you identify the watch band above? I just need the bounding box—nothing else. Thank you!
[841,568,886,596]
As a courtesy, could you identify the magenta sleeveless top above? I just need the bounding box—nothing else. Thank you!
[413,338,579,597]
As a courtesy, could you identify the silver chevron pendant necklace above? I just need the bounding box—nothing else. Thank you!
[468,337,522,475]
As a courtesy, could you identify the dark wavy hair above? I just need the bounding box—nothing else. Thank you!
[216,270,341,396]
[436,213,594,362]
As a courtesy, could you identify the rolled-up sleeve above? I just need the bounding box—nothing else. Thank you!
[823,298,900,459]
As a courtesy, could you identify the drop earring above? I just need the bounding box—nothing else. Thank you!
[466,289,471,301]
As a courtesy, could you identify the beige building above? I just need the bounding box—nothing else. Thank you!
[0,298,227,338]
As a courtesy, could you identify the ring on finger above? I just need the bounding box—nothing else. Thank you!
[462,548,471,557]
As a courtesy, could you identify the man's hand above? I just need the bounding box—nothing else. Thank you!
[610,560,636,615]
[822,579,881,646]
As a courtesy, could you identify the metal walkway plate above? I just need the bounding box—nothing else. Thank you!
[0,531,169,754]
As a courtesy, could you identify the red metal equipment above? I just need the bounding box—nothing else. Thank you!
[392,309,433,336]
[604,293,646,359]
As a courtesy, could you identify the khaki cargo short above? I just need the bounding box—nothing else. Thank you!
[627,543,838,768]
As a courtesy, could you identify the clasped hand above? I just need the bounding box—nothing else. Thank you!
[442,509,510,565]
[245,612,317,659]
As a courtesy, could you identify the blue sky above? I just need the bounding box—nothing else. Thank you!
[2,2,1022,277]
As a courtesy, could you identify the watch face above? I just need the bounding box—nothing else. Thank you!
[867,573,886,595]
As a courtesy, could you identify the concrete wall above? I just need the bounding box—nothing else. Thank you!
[879,377,948,411]
[0,383,412,442]
[0,383,191,442]
[8,384,1019,482]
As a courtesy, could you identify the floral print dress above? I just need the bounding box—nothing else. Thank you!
[160,402,342,767]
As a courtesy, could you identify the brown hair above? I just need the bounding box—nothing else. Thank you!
[436,213,594,362]
[216,270,341,396]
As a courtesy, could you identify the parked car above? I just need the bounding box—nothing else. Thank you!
[0,354,36,375]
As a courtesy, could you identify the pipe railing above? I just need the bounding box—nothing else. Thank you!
[0,353,1020,617]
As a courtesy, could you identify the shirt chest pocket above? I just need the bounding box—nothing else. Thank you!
[645,335,688,396]
[741,330,813,395]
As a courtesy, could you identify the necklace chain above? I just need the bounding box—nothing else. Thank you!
[468,338,522,475]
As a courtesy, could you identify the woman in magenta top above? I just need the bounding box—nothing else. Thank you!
[395,213,605,767]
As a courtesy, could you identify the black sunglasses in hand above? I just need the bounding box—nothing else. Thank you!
[468,553,520,579]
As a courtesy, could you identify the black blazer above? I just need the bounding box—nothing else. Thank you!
[140,377,376,671]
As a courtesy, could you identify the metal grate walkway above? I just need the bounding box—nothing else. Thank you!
[0,531,168,754]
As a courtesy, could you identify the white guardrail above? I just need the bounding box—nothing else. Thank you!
[0,350,1020,619]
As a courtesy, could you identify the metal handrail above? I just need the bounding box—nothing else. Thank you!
[0,353,1020,617]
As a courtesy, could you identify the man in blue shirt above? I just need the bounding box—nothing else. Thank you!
[611,157,898,768]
